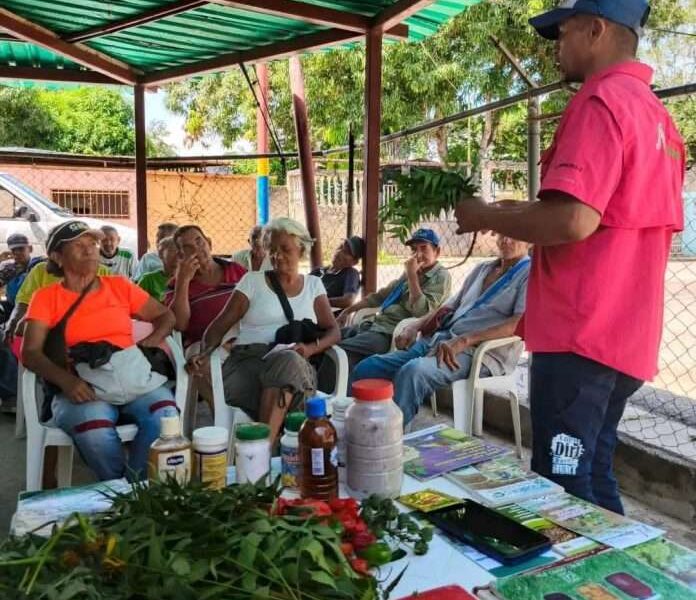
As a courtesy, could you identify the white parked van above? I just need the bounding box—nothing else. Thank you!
[0,173,137,255]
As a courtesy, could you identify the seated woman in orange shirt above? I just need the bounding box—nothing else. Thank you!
[22,221,177,481]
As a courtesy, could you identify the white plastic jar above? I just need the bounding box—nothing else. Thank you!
[346,379,403,499]
[330,397,353,484]
[235,423,271,485]
[192,426,229,490]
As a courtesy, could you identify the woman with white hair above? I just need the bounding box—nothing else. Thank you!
[187,218,339,439]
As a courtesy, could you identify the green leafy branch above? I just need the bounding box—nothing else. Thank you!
[378,167,478,243]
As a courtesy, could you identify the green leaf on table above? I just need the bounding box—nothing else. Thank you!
[310,569,338,588]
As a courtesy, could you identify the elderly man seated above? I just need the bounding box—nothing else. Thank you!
[352,231,530,426]
[336,228,451,368]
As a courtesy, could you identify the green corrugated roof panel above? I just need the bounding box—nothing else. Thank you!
[0,0,480,76]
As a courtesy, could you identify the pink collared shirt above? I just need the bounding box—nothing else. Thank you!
[524,61,685,381]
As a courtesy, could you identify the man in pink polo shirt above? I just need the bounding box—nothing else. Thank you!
[453,0,685,514]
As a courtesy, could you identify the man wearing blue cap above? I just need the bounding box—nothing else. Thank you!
[335,228,451,368]
[453,0,685,513]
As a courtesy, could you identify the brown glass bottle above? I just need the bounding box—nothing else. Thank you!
[299,397,338,500]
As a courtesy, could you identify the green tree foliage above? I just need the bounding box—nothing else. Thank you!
[164,0,694,165]
[0,86,174,157]
[0,87,57,149]
[37,87,135,155]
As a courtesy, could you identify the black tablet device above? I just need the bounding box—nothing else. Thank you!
[424,499,553,565]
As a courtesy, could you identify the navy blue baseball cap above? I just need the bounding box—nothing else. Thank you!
[529,0,650,40]
[405,228,440,248]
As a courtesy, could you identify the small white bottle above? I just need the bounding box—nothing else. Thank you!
[330,397,353,484]
[235,423,271,485]
[280,412,305,491]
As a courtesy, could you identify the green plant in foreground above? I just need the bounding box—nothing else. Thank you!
[379,167,478,243]
[360,496,434,557]
[0,478,387,600]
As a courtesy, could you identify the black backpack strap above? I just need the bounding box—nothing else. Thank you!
[58,279,95,327]
[265,270,294,323]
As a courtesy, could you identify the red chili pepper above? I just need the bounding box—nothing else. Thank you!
[351,519,369,534]
[350,557,370,576]
[340,542,354,556]
[351,530,376,551]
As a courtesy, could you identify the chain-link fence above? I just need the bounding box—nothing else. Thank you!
[2,110,695,465]
[361,100,696,465]
[0,155,259,256]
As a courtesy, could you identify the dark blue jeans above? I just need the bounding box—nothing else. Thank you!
[0,344,18,400]
[530,353,642,515]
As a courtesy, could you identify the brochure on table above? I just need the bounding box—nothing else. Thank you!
[627,538,696,591]
[12,479,131,536]
[445,455,564,507]
[492,549,696,600]
[519,494,664,550]
[403,424,509,481]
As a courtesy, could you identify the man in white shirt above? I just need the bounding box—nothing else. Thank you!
[99,225,137,278]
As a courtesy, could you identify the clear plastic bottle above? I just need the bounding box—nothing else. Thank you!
[281,412,305,491]
[346,379,403,499]
[148,411,192,485]
[330,397,353,484]
[299,397,338,500]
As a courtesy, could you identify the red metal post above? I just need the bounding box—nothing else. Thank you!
[362,29,383,293]
[256,64,269,156]
[134,84,148,257]
[289,56,322,269]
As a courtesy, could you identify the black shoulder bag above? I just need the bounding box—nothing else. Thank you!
[40,280,94,421]
[43,281,94,369]
[266,270,325,345]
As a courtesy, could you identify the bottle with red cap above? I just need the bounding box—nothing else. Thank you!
[346,379,404,499]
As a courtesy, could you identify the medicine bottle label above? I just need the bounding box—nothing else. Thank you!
[157,450,191,484]
[281,443,300,489]
[195,450,227,490]
[311,448,325,476]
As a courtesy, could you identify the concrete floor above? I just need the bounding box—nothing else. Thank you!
[2,405,695,552]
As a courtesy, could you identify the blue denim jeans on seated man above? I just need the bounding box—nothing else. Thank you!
[52,385,177,481]
[351,339,489,426]
[530,353,643,515]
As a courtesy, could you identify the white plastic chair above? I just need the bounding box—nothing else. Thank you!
[16,324,189,440]
[22,334,189,491]
[451,336,523,458]
[209,344,349,456]
[182,324,239,436]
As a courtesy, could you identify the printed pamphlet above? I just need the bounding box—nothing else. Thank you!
[519,494,664,550]
[493,548,696,600]
[496,503,602,558]
[445,456,564,507]
[403,427,508,480]
[262,343,296,360]
[627,538,696,591]
[397,489,464,513]
[12,478,131,536]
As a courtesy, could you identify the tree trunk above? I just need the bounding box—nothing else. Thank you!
[433,125,448,164]
[479,110,499,203]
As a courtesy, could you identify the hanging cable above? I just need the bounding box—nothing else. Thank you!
[239,63,287,169]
